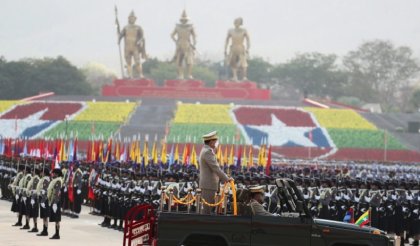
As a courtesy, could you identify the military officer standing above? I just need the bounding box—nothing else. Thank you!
[199,131,232,214]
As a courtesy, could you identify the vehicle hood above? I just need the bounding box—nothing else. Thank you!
[313,219,384,234]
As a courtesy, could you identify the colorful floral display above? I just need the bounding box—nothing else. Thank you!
[74,102,137,123]
[305,108,377,130]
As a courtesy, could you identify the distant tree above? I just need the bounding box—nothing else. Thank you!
[411,89,420,110]
[82,62,116,95]
[343,40,420,111]
[0,56,93,99]
[148,61,178,85]
[271,52,346,99]
[247,57,273,83]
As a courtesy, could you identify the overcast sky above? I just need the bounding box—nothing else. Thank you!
[1,0,420,74]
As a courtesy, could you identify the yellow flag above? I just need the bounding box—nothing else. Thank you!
[61,140,67,161]
[161,142,167,164]
[241,145,247,168]
[174,144,179,162]
[152,141,158,164]
[190,144,198,167]
[136,140,141,163]
[248,145,253,168]
[217,144,222,165]
[115,141,120,161]
[143,141,149,165]
[223,145,228,165]
[228,144,234,165]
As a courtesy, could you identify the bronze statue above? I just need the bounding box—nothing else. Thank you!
[118,11,147,78]
[171,10,197,80]
[224,17,250,81]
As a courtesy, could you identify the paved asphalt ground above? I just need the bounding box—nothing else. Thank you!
[0,200,122,246]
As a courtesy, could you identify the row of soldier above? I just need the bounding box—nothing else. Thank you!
[1,156,419,244]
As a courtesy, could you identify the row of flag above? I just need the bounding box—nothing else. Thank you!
[0,137,273,174]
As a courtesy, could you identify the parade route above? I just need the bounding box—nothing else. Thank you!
[0,200,122,246]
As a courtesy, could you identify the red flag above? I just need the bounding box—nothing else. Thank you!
[265,145,272,176]
[68,164,74,203]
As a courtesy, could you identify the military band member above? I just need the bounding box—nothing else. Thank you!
[36,167,50,237]
[48,168,63,240]
[199,131,232,214]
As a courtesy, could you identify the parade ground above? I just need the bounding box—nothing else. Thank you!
[0,200,121,246]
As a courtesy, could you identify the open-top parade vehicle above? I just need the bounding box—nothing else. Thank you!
[123,178,396,246]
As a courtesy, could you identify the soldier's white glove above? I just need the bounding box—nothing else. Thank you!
[15,195,19,201]
[77,189,81,195]
[23,197,27,202]
[41,190,45,195]
[31,199,35,205]
[64,187,67,192]
[41,203,46,208]
[52,204,58,213]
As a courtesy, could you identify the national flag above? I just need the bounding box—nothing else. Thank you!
[355,210,370,227]
[343,207,355,223]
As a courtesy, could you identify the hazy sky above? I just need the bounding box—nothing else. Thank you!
[1,0,420,74]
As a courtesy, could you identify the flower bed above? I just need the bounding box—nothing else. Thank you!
[327,129,405,149]
[73,102,137,123]
[0,100,23,115]
[168,123,243,143]
[173,104,233,124]
[43,121,119,140]
[305,108,376,130]
[234,106,316,127]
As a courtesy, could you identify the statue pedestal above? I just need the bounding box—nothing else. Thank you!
[215,80,258,89]
[102,79,270,100]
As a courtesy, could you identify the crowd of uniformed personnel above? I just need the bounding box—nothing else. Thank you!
[0,155,419,245]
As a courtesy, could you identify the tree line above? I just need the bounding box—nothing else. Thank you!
[1,40,419,112]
